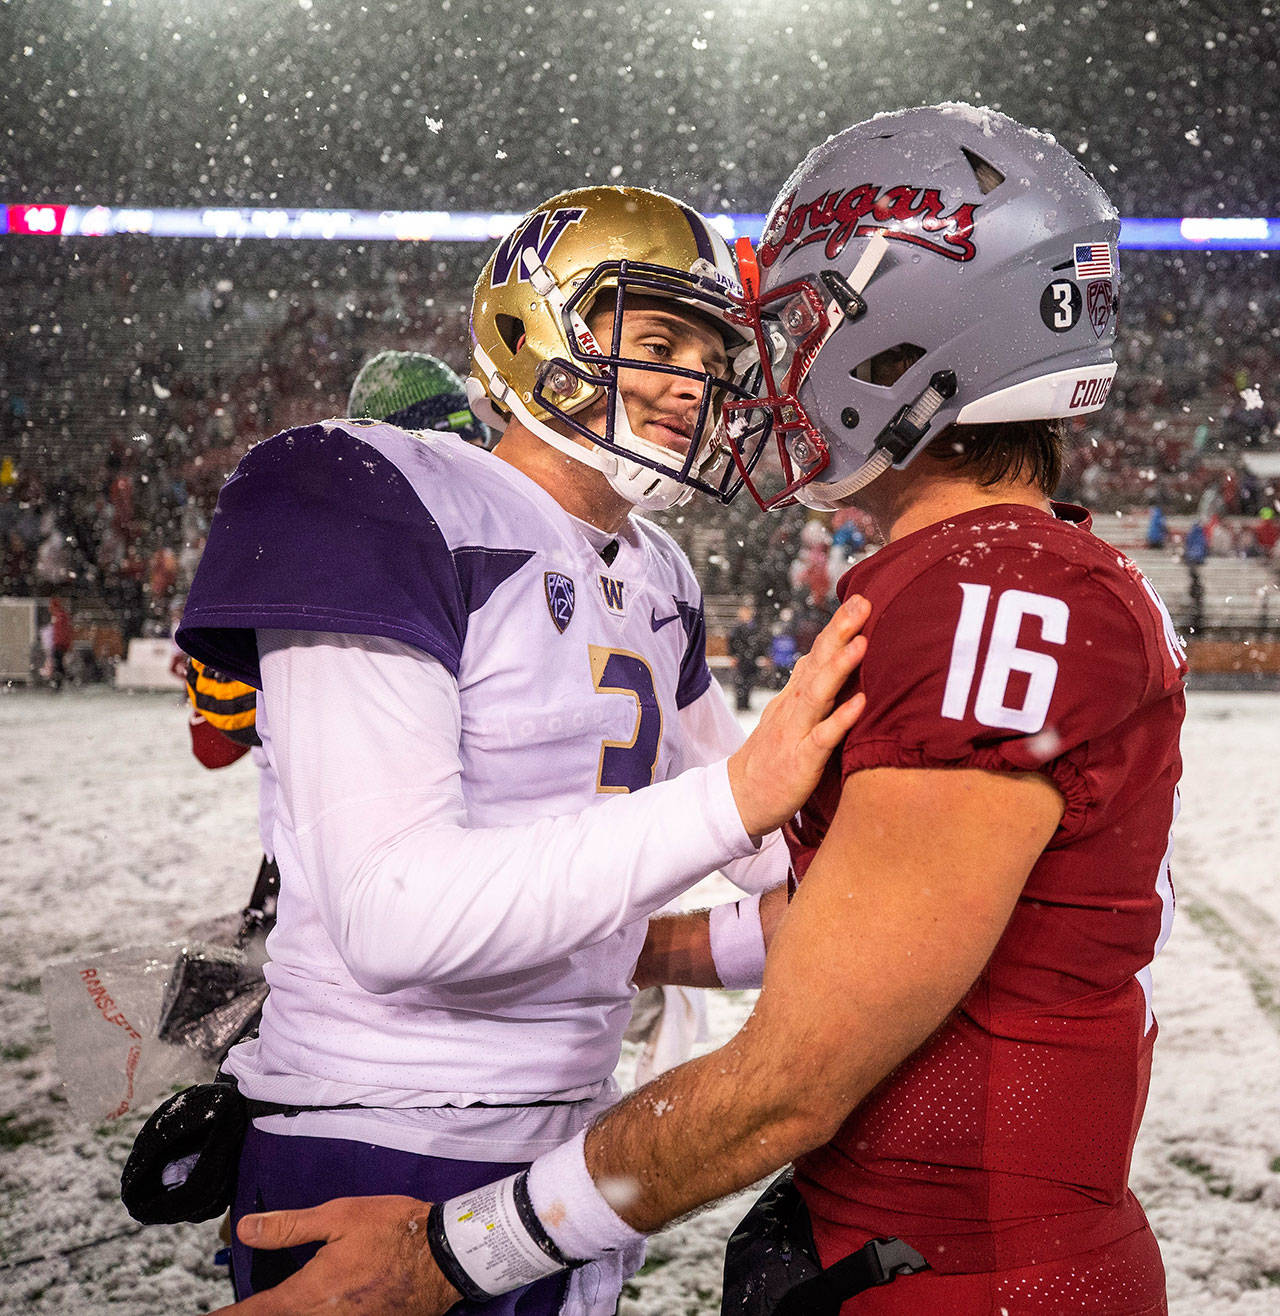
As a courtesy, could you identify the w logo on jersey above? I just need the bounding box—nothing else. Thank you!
[491,207,586,287]
[598,575,626,614]
[545,572,576,633]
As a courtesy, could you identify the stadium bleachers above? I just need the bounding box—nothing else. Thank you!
[1125,552,1279,632]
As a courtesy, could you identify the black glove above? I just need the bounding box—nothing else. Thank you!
[120,1078,248,1225]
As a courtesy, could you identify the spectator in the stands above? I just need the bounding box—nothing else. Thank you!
[34,514,74,589]
[769,611,799,689]
[1184,522,1208,566]
[1,529,33,595]
[1184,521,1208,634]
[1254,507,1279,560]
[1145,504,1168,550]
[727,603,764,713]
[46,596,74,691]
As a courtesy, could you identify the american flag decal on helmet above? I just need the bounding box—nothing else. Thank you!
[1073,243,1114,278]
[544,572,576,633]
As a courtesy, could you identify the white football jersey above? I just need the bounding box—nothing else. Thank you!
[178,420,785,1158]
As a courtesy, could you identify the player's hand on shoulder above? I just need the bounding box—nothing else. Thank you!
[728,595,870,839]
[209,1196,460,1316]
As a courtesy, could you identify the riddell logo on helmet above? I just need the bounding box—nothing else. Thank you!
[759,186,980,267]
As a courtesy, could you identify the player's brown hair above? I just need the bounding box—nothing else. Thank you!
[863,344,1065,497]
[924,419,1065,498]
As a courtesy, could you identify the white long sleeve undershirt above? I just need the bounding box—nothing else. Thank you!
[258,629,775,997]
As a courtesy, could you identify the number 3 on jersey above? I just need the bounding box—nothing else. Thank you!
[941,584,1069,733]
[590,645,664,793]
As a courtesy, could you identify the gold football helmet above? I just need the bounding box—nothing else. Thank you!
[468,186,760,510]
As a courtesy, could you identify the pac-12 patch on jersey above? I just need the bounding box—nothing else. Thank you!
[544,572,575,632]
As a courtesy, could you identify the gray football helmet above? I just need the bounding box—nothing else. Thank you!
[725,103,1121,509]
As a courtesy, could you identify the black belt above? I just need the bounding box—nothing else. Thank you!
[774,1235,929,1314]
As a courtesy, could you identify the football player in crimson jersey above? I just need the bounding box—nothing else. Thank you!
[218,108,1181,1316]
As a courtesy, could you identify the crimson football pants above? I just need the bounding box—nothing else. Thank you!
[817,1222,1167,1314]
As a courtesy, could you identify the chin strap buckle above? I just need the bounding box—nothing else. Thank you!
[521,250,560,297]
[880,368,958,462]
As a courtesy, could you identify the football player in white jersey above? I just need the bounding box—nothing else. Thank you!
[179,186,869,1313]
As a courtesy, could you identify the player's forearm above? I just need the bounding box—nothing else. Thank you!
[417,1041,850,1311]
[582,1028,844,1233]
[633,910,715,989]
[635,883,789,990]
[330,760,756,993]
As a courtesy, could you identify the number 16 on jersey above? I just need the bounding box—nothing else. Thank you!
[941,584,1069,734]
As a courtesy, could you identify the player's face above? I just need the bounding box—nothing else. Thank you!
[582,295,730,456]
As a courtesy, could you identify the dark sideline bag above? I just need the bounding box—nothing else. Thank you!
[722,1169,928,1315]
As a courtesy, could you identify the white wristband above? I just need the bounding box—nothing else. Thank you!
[526,1128,646,1262]
[708,893,766,989]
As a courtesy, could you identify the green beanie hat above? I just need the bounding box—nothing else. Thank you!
[347,350,487,443]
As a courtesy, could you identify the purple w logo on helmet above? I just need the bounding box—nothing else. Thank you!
[491,207,586,287]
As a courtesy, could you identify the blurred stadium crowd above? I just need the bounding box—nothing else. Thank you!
[2,240,1277,682]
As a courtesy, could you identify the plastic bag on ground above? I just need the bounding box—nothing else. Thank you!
[41,935,265,1124]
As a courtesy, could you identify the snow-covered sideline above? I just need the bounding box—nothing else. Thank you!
[1,685,1278,1314]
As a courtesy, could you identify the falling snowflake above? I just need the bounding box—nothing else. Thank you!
[1241,387,1264,411]
[424,116,443,134]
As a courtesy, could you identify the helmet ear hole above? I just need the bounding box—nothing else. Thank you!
[495,314,525,356]
[851,343,926,386]
[960,148,1005,194]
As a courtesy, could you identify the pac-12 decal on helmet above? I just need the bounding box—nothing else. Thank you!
[468,186,766,512]
[724,103,1122,511]
[1087,280,1115,338]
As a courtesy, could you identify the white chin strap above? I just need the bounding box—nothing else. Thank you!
[471,342,697,513]
[796,449,894,511]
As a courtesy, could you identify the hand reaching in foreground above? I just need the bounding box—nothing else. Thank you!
[728,594,870,838]
[210,1198,458,1316]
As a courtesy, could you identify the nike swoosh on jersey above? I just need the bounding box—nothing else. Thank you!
[650,608,681,631]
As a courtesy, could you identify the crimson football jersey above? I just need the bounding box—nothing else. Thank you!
[789,502,1185,1275]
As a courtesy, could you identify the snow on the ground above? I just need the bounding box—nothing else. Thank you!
[1,685,1278,1314]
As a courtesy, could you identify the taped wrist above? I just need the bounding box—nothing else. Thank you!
[427,1170,570,1302]
[709,893,766,989]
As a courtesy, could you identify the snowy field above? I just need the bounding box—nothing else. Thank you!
[1,684,1279,1314]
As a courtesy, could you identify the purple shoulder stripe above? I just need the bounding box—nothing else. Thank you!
[451,546,535,614]
[675,597,713,709]
[177,425,467,687]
